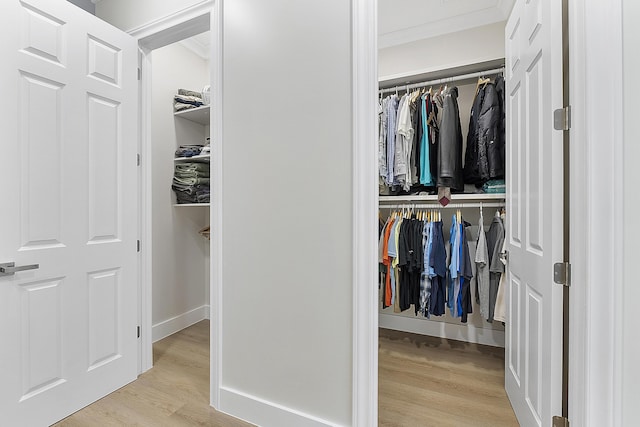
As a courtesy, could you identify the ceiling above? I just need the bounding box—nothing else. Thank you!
[180,31,211,61]
[378,0,514,49]
[180,0,515,58]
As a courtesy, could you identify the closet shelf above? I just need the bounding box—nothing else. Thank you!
[174,154,210,163]
[173,203,211,207]
[174,105,210,125]
[379,193,505,204]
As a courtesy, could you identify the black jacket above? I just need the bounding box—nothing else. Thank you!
[437,87,464,191]
[464,77,506,184]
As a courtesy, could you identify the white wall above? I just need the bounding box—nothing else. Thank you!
[151,42,209,338]
[96,0,205,32]
[378,21,505,80]
[622,0,640,423]
[219,1,353,425]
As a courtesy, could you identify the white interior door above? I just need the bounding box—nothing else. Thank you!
[0,1,139,425]
[504,0,564,426]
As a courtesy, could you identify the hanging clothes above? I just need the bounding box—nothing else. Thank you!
[493,238,508,323]
[396,94,414,191]
[378,96,389,188]
[475,210,491,319]
[459,221,474,323]
[378,206,505,324]
[437,87,464,192]
[429,220,448,317]
[419,94,434,186]
[485,210,505,322]
[463,77,506,185]
[385,95,399,186]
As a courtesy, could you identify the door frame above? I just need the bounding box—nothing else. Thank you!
[129,0,223,409]
[351,0,378,425]
[567,0,624,426]
[352,1,626,427]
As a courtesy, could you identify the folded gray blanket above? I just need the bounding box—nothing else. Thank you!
[178,88,203,98]
[175,163,210,173]
[173,177,210,186]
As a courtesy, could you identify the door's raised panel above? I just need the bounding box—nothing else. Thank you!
[87,94,120,244]
[87,269,121,371]
[525,285,543,426]
[19,278,66,401]
[20,2,65,66]
[87,35,120,87]
[19,72,65,251]
[508,81,522,247]
[507,19,521,79]
[525,51,544,256]
[524,0,543,46]
[508,273,521,386]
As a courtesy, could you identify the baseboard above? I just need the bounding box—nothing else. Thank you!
[152,305,210,343]
[219,387,344,427]
[379,313,505,348]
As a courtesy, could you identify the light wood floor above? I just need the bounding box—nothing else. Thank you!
[379,328,518,427]
[55,321,517,426]
[54,321,251,427]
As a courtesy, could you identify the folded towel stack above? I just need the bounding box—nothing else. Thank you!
[174,88,204,112]
[172,162,211,204]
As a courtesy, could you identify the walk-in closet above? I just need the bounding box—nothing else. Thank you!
[377,5,517,425]
[149,32,211,351]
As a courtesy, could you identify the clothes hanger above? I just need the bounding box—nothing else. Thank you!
[475,76,491,95]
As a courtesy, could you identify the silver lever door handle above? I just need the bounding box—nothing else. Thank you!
[0,262,39,276]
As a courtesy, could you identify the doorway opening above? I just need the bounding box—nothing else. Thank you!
[146,28,212,379]
[375,3,514,426]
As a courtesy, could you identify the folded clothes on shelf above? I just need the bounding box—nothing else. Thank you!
[173,89,204,112]
[482,179,506,194]
[174,94,203,106]
[172,162,211,204]
[175,102,197,112]
[175,145,203,158]
[178,88,203,98]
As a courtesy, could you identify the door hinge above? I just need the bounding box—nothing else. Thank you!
[137,240,141,252]
[554,262,571,287]
[552,416,569,427]
[137,326,141,338]
[137,67,141,80]
[554,105,571,131]
[137,153,141,166]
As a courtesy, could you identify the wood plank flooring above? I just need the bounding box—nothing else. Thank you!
[378,328,518,427]
[54,321,251,427]
[55,321,517,426]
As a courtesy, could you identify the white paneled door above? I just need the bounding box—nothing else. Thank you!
[0,1,139,425]
[505,0,564,426]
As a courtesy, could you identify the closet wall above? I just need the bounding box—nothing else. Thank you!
[151,42,210,341]
[378,21,507,347]
[96,2,355,425]
[379,22,505,79]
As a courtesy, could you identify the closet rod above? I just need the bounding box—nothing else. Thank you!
[378,67,505,95]
[380,202,505,210]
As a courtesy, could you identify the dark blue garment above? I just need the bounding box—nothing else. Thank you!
[428,221,447,316]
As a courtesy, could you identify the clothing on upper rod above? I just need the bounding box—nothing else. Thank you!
[378,70,506,203]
